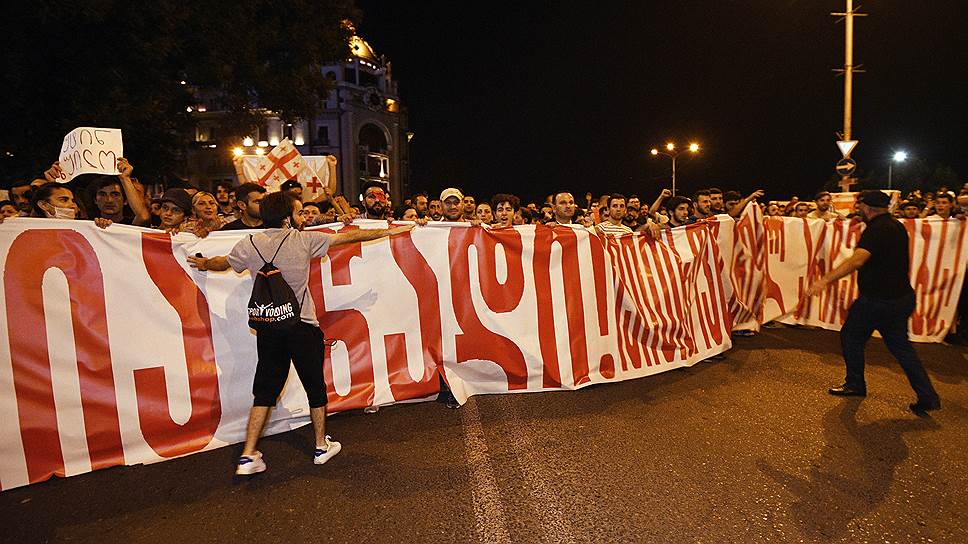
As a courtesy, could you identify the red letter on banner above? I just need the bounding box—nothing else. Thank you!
[533,225,592,388]
[309,248,377,412]
[4,229,124,484]
[136,233,221,457]
[387,231,441,400]
[449,227,528,389]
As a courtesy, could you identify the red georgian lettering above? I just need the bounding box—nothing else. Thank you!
[309,255,376,412]
[4,229,123,485]
[587,233,616,379]
[533,225,592,388]
[448,227,528,390]
[386,231,441,400]
[136,233,221,457]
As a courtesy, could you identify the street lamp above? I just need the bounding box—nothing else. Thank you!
[649,142,701,195]
[888,150,907,189]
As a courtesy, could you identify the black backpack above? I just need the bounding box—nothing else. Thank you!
[247,231,303,331]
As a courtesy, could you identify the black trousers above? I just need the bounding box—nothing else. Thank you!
[840,292,940,403]
[253,322,328,408]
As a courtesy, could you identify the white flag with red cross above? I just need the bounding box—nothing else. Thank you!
[233,140,333,201]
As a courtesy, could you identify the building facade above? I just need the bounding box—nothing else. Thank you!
[187,30,410,203]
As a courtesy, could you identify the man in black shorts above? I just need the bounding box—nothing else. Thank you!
[806,190,941,414]
[189,192,413,475]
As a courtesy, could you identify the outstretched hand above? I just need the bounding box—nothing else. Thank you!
[804,279,827,298]
[388,224,415,236]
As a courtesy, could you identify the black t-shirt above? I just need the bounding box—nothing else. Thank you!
[220,218,264,230]
[856,213,913,299]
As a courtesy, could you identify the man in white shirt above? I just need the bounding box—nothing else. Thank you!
[807,191,841,221]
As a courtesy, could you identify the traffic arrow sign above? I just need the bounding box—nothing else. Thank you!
[836,157,857,176]
[837,140,858,158]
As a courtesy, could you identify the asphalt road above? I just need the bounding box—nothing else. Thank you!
[2,327,965,544]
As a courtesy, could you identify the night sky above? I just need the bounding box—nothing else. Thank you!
[356,1,968,203]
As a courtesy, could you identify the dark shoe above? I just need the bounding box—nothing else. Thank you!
[438,390,460,409]
[909,400,941,414]
[828,384,867,397]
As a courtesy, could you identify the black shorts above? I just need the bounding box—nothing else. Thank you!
[253,322,328,408]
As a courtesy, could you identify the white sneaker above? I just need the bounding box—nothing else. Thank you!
[314,436,342,465]
[236,451,266,475]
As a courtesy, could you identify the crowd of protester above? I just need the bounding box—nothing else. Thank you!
[4,158,968,237]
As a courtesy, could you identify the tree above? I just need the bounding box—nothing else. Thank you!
[0,0,356,184]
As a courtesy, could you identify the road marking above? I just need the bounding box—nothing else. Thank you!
[460,399,512,543]
[499,395,576,543]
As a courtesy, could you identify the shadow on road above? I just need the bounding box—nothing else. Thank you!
[757,401,940,540]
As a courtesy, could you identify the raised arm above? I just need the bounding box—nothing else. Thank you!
[116,158,151,226]
[650,188,672,217]
[729,189,765,218]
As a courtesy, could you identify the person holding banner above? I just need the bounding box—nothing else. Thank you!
[187,192,415,476]
[806,190,941,414]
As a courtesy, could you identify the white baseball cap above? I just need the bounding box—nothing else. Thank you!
[440,188,464,202]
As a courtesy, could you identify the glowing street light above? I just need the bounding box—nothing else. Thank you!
[232,147,244,157]
[888,150,908,189]
[649,141,702,196]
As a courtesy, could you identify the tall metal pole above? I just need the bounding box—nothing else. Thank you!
[833,1,866,142]
[888,161,893,189]
[843,0,854,140]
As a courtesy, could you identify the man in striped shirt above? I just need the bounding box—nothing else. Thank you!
[594,193,660,238]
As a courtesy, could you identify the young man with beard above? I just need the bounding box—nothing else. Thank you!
[806,190,940,414]
[221,183,267,230]
[708,188,725,214]
[663,196,695,228]
[90,158,151,226]
[188,192,414,475]
[428,198,443,221]
[214,181,236,218]
[411,192,429,218]
[360,182,389,219]
[807,191,840,221]
[693,190,713,219]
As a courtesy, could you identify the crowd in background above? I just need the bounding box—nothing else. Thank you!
[3,159,968,237]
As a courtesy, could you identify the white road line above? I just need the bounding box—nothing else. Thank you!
[461,399,512,544]
[499,396,576,544]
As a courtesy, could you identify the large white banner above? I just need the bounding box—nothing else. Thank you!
[0,218,732,491]
[2,211,964,490]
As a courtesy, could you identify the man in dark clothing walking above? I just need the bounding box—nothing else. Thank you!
[806,190,941,414]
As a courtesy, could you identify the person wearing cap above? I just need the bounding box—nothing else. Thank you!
[807,191,840,221]
[439,188,467,223]
[157,188,192,234]
[806,190,941,414]
[899,200,924,219]
[280,179,303,201]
